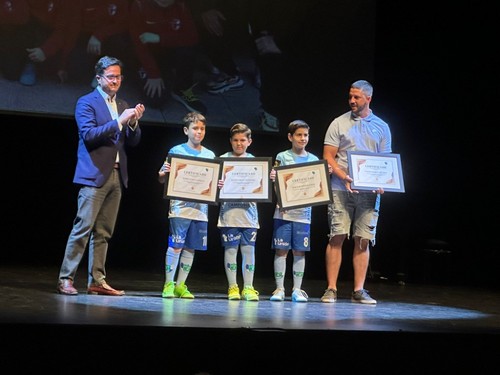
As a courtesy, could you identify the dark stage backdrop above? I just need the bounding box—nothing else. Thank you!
[2,2,496,287]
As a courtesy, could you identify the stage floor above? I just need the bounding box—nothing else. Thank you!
[1,264,499,374]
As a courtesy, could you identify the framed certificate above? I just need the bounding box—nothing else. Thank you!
[274,160,332,210]
[347,151,405,193]
[163,154,221,204]
[217,157,272,202]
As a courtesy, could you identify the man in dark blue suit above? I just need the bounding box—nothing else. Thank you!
[57,56,145,296]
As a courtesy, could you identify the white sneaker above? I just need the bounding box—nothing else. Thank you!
[270,288,285,302]
[292,289,308,302]
[259,111,279,132]
[207,75,244,94]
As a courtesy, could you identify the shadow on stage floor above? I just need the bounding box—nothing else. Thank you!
[1,264,499,374]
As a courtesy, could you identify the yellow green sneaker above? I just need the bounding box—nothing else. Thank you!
[174,282,194,299]
[241,286,259,301]
[228,284,240,300]
[162,281,175,298]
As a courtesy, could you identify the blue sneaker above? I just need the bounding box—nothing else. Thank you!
[20,63,36,86]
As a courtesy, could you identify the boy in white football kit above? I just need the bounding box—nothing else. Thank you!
[270,120,319,302]
[218,123,260,301]
[158,112,216,299]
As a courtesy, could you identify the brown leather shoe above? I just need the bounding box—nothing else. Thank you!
[57,279,78,295]
[87,282,125,296]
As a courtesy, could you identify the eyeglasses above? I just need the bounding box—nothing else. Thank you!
[100,74,124,82]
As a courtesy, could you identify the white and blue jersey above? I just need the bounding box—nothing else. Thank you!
[273,149,319,224]
[167,143,216,222]
[217,151,260,229]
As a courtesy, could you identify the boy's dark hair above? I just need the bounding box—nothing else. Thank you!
[95,56,122,75]
[183,112,207,128]
[229,123,252,139]
[288,119,309,135]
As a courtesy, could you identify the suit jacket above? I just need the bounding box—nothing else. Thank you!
[73,88,141,188]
